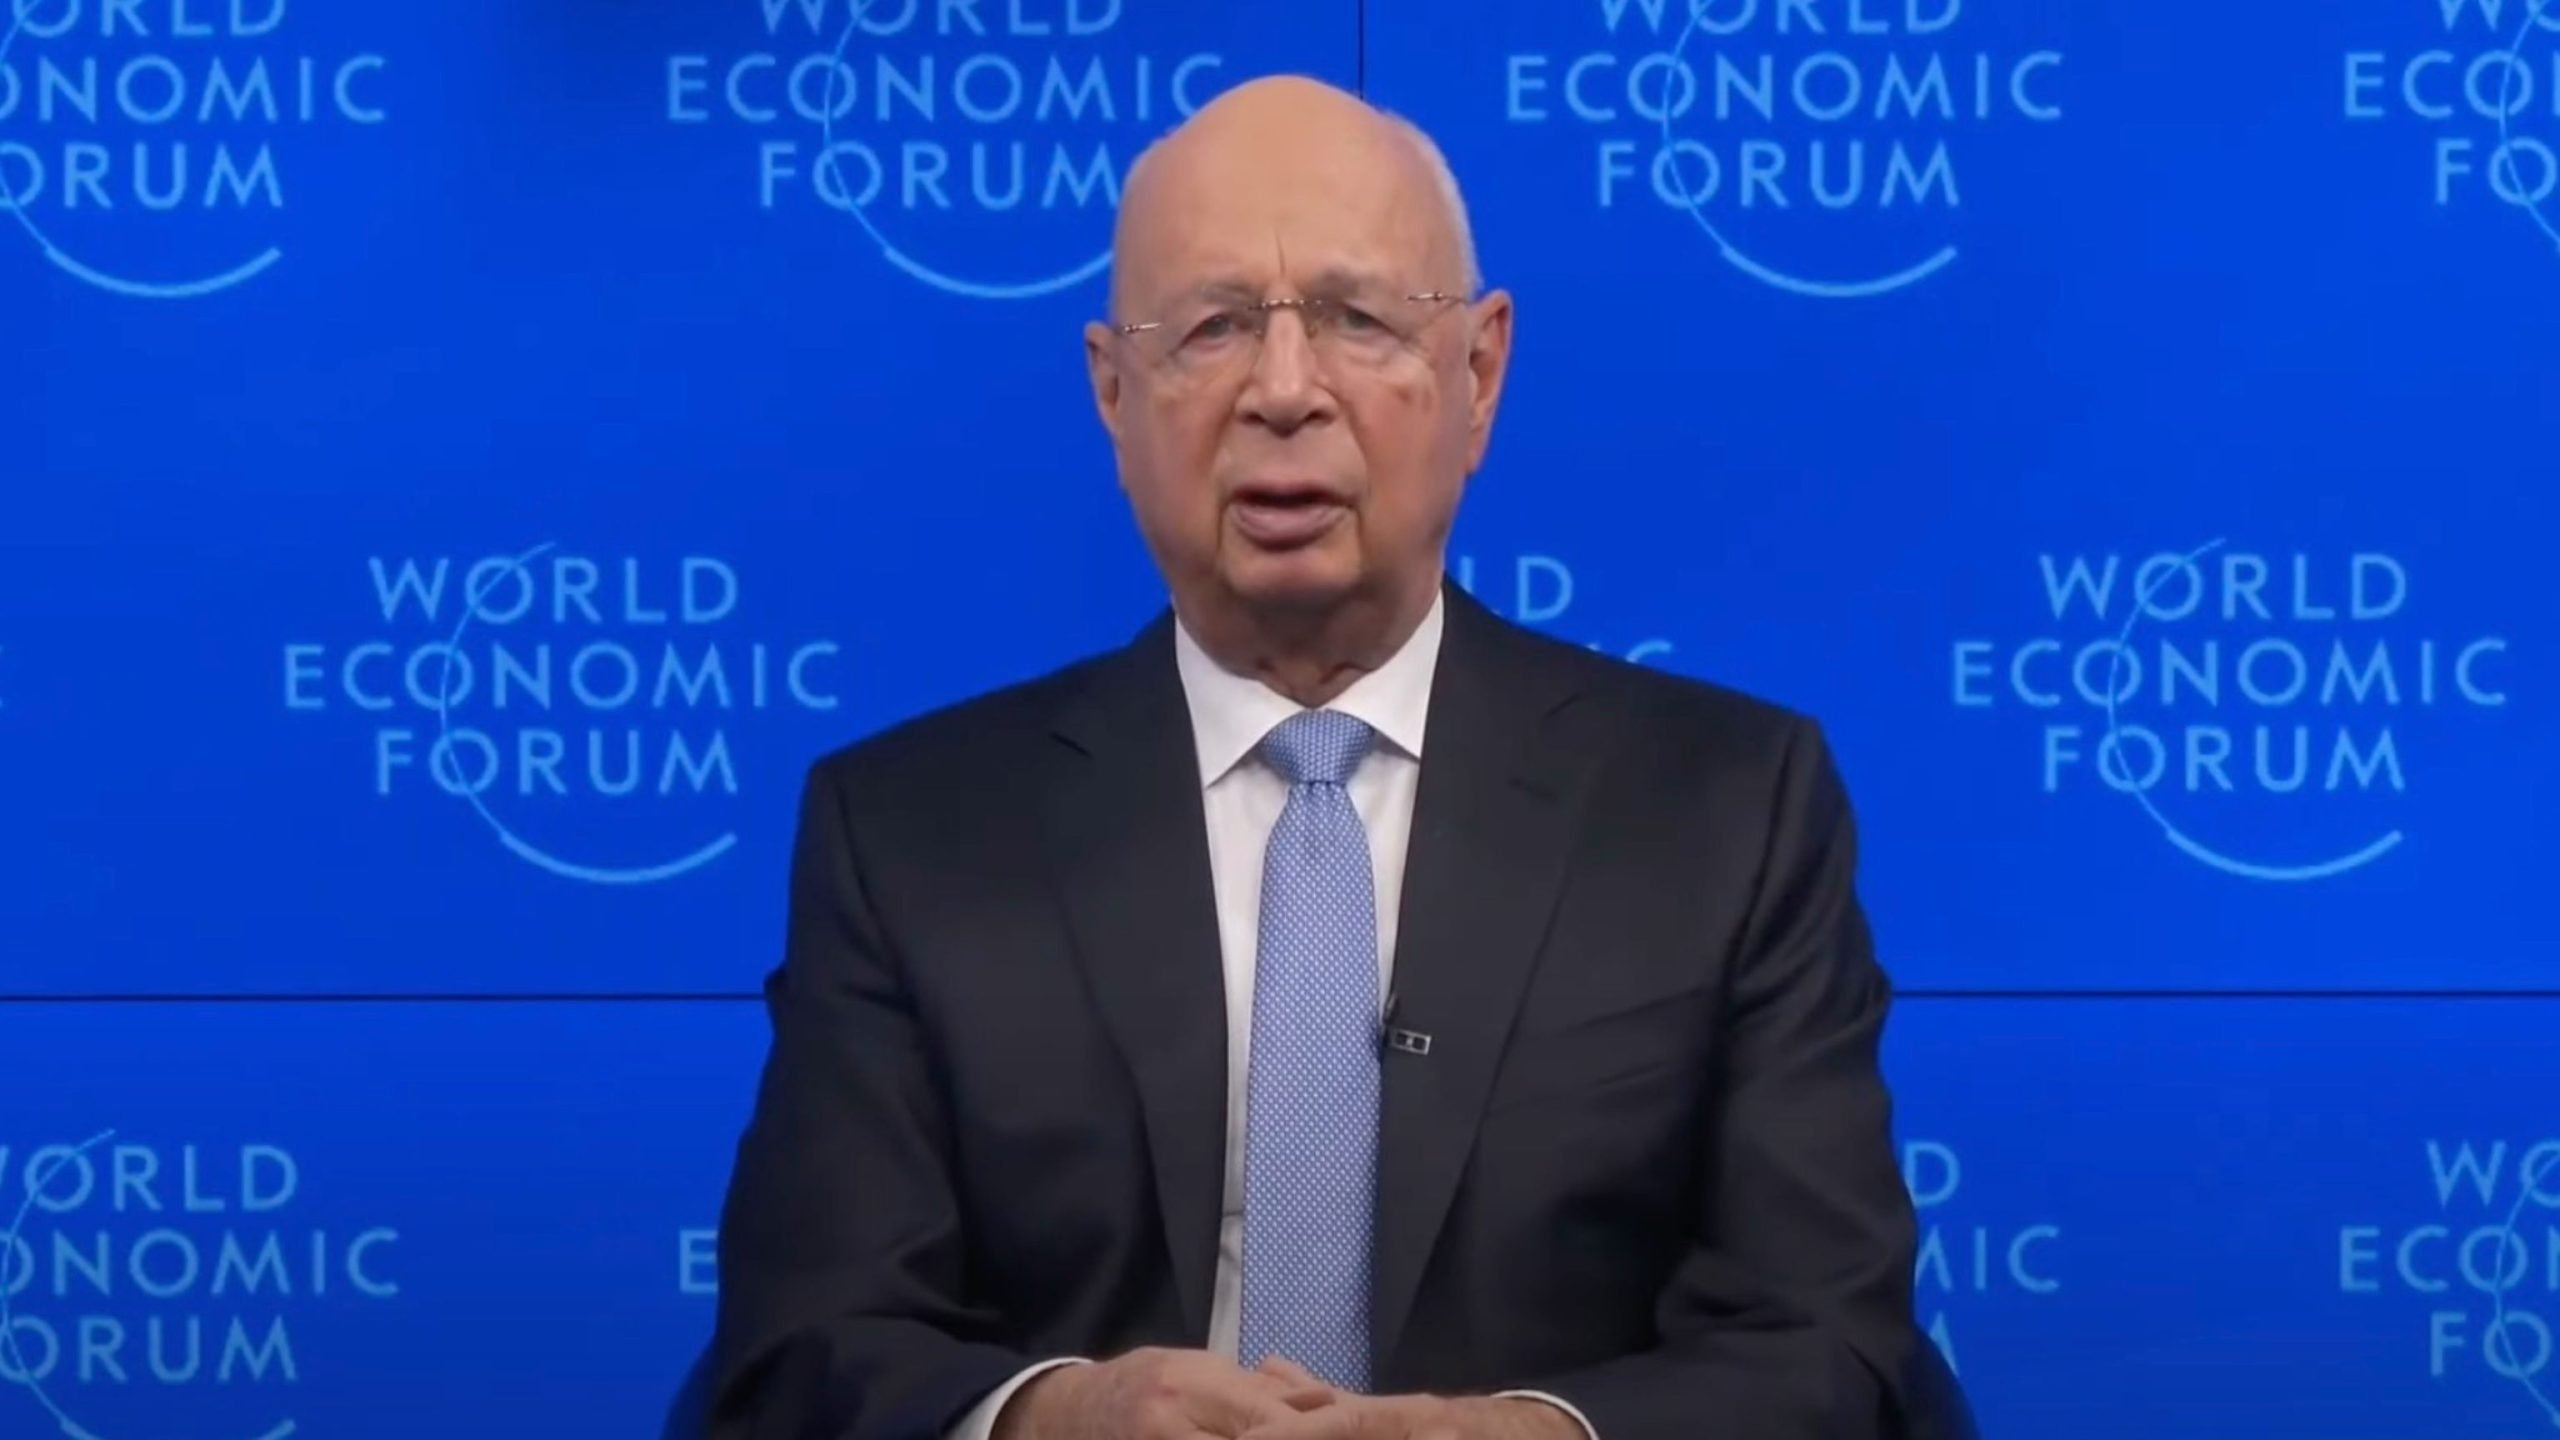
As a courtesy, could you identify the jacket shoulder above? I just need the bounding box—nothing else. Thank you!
[803,644,1116,798]
[1502,619,1819,765]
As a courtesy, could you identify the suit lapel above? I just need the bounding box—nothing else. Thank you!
[1041,614,1228,1344]
[1371,586,1598,1375]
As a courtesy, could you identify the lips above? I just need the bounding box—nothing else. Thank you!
[1229,483,1350,549]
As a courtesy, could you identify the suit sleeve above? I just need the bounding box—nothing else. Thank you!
[1519,717,1924,1440]
[707,760,1037,1440]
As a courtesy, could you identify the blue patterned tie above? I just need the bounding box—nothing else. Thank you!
[1237,709,1379,1393]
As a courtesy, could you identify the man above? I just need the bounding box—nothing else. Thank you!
[709,75,1928,1440]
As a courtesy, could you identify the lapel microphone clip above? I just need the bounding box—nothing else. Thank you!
[1381,992,1433,1057]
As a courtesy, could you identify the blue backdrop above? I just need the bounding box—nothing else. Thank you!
[5,0,2552,1435]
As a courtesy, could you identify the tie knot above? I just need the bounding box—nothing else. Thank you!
[1259,710,1374,787]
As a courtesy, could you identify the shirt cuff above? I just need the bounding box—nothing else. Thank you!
[944,1357,1092,1440]
[1493,1388,1601,1440]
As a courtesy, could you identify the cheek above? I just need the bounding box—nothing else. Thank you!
[1348,382,1460,506]
[1125,403,1228,518]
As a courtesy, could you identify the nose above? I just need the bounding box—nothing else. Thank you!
[1237,309,1336,434]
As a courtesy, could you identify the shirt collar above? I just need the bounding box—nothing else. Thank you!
[1172,589,1445,788]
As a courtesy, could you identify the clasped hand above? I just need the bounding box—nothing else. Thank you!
[1001,1348,1579,1440]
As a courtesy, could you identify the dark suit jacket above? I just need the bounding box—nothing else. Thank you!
[708,582,1926,1440]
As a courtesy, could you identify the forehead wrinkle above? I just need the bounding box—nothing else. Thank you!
[1298,263,1396,298]
[1104,78,1475,318]
[1159,230,1396,299]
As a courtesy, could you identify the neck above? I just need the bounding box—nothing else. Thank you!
[1183,575,1439,708]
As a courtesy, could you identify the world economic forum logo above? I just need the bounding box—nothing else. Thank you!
[1501,0,2064,299]
[678,1226,719,1299]
[1,1130,401,1440]
[281,545,843,886]
[2340,1139,2560,1430]
[0,0,388,299]
[1448,552,1676,665]
[1952,540,2510,883]
[1903,1140,2058,1379]
[663,0,1228,300]
[2344,0,2560,260]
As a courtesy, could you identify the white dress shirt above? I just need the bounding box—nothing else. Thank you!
[948,592,1597,1440]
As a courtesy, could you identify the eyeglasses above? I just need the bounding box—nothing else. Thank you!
[1113,291,1466,379]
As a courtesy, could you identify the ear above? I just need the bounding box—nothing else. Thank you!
[1459,290,1514,472]
[1084,320,1126,451]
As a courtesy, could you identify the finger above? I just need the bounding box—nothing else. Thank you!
[1257,1355,1322,1386]
[1232,1402,1369,1440]
[1255,1355,1340,1410]
[1279,1385,1340,1413]
[1191,1375,1315,1437]
[1246,1396,1420,1440]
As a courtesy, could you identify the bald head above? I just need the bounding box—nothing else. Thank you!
[1108,76,1480,322]
[1080,74,1516,701]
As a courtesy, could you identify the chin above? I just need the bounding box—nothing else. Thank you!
[1223,551,1364,613]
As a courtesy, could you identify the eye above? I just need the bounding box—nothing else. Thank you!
[1184,309,1245,345]
[1335,305,1388,333]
